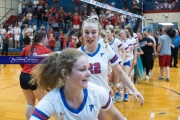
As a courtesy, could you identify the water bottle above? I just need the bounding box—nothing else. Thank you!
[149,112,155,120]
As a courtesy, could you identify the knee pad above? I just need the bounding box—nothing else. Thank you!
[26,104,35,119]
[26,104,34,109]
[115,83,121,88]
[108,82,114,87]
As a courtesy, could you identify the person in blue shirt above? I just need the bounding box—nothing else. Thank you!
[170,29,180,68]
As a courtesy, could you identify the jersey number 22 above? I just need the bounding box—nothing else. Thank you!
[89,62,101,74]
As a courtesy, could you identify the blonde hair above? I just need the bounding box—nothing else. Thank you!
[114,28,121,39]
[124,29,131,38]
[143,31,148,37]
[100,29,109,48]
[82,18,109,48]
[30,48,86,92]
[82,18,101,33]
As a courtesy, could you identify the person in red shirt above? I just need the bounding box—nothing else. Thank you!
[19,30,51,120]
[69,35,78,48]
[40,0,46,7]
[48,33,55,51]
[59,30,65,50]
[101,16,108,29]
[54,13,59,23]
[48,13,54,26]
[48,28,55,37]
[51,6,56,16]
[73,12,80,30]
[116,16,121,27]
[54,0,58,4]
[111,13,117,26]
[58,7,64,16]
[63,35,68,50]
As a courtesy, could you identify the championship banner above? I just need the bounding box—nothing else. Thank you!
[80,0,145,20]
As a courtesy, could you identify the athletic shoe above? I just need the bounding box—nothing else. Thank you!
[174,65,178,68]
[158,76,164,80]
[117,91,123,102]
[114,92,119,99]
[165,78,170,82]
[146,75,150,80]
[112,96,116,104]
[149,70,153,76]
[124,93,129,102]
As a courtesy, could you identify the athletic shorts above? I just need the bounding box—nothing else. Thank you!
[159,55,171,67]
[73,25,80,29]
[123,60,131,67]
[14,35,20,40]
[20,72,37,90]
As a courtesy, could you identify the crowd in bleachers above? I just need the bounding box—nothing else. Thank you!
[154,0,178,10]
[0,0,141,53]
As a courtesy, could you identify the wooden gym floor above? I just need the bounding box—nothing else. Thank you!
[0,59,180,120]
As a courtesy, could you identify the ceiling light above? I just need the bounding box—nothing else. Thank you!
[158,23,174,26]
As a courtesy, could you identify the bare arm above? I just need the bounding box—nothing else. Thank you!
[138,49,144,55]
[157,43,161,53]
[112,64,144,105]
[105,104,126,120]
[120,47,126,64]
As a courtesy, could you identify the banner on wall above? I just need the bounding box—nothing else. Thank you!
[79,0,145,20]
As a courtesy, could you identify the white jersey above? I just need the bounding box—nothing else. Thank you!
[120,39,133,62]
[78,43,119,91]
[30,82,112,120]
[109,37,123,62]
[121,41,130,63]
[129,37,137,60]
[97,37,104,45]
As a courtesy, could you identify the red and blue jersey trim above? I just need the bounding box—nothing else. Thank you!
[118,43,123,48]
[32,108,49,120]
[110,54,118,64]
[101,95,111,109]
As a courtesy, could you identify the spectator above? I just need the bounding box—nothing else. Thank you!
[157,27,173,82]
[7,27,13,49]
[37,7,43,27]
[66,12,73,31]
[23,32,31,48]
[1,32,9,56]
[63,34,68,49]
[28,25,34,40]
[13,23,21,49]
[48,34,55,51]
[59,30,65,50]
[73,12,81,30]
[33,23,37,33]
[170,29,180,67]
[0,25,6,49]
[132,0,140,14]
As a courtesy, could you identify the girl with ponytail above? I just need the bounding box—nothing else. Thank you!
[19,30,51,120]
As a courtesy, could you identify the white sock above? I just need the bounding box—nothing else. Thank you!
[25,104,34,120]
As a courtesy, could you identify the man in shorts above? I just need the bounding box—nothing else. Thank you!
[157,27,173,82]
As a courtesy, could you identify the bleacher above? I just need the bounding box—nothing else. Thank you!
[0,0,146,55]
